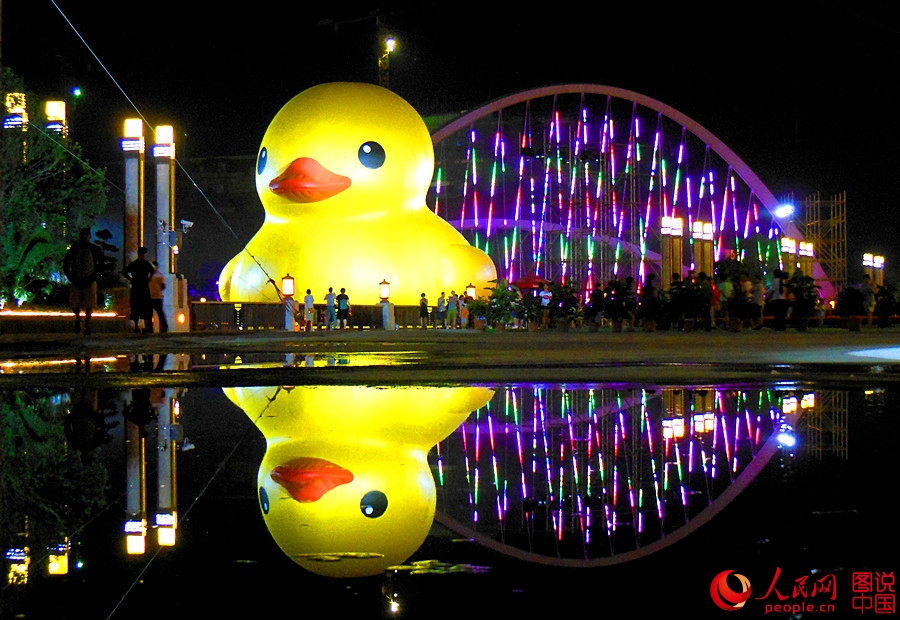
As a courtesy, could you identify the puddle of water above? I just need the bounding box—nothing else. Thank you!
[0,381,894,618]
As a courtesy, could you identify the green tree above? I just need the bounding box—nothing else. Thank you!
[1,67,109,306]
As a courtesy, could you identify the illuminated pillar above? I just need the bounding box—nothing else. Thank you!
[44,101,68,138]
[692,221,714,277]
[155,389,178,547]
[779,237,797,276]
[798,242,814,278]
[124,394,147,555]
[660,216,684,292]
[152,126,175,275]
[151,126,190,331]
[120,119,145,264]
[863,253,885,287]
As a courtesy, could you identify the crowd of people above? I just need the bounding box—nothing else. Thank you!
[63,228,894,335]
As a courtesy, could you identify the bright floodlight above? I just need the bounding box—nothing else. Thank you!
[385,37,396,53]
[774,204,795,219]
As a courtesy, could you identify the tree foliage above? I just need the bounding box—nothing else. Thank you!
[1,67,110,306]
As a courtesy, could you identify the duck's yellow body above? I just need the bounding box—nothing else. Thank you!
[218,82,496,305]
[224,384,494,577]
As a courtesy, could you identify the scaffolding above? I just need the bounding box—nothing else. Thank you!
[804,391,849,460]
[804,191,847,296]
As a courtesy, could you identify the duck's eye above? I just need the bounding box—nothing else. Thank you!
[360,490,388,518]
[257,147,268,175]
[259,486,270,514]
[358,142,386,169]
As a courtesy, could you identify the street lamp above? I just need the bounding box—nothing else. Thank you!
[378,36,396,90]
[465,283,477,299]
[379,279,391,302]
[282,273,295,298]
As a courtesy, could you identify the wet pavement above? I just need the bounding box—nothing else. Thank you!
[1,325,899,388]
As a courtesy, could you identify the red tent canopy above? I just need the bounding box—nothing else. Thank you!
[512,273,549,290]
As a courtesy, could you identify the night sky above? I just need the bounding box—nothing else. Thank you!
[4,1,900,280]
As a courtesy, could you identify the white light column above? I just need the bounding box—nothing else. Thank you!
[152,126,190,331]
[120,119,145,264]
[863,253,885,287]
[155,390,178,547]
[692,221,714,277]
[780,237,797,276]
[660,216,684,292]
[798,242,814,278]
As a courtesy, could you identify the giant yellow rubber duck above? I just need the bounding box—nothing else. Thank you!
[223,384,494,577]
[218,82,497,305]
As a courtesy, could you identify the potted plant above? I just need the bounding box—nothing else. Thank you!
[485,278,518,330]
[467,297,490,330]
[835,285,866,331]
[785,272,820,331]
[516,290,544,331]
[550,281,582,331]
[874,282,898,328]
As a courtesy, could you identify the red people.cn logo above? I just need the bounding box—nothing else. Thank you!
[710,570,753,611]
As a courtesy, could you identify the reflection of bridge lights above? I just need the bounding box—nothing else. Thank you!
[781,395,798,414]
[776,422,796,448]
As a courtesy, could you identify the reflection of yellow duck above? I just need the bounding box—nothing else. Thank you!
[218,82,497,305]
[223,385,494,578]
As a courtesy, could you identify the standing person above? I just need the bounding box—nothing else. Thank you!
[447,290,459,329]
[303,289,315,332]
[436,292,447,328]
[149,261,169,333]
[539,282,553,328]
[695,271,714,331]
[768,269,789,331]
[122,246,154,334]
[862,274,877,326]
[63,227,105,336]
[336,287,351,329]
[324,287,337,330]
[750,274,766,329]
[418,293,430,328]
[459,296,469,329]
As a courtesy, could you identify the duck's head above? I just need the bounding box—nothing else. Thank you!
[256,82,434,220]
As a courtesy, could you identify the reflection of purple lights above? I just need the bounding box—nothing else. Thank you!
[434,386,788,561]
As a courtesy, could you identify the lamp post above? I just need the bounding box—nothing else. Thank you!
[660,216,684,292]
[378,36,396,90]
[780,237,797,276]
[377,278,395,330]
[282,273,296,331]
[863,253,885,286]
[465,283,477,300]
[691,220,714,277]
[798,242,814,278]
[120,118,145,265]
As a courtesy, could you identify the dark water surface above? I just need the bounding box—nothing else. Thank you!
[1,369,895,619]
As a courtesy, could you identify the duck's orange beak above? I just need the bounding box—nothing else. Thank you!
[269,157,351,203]
[271,457,354,502]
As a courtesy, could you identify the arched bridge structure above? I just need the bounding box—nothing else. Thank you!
[428,84,832,300]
